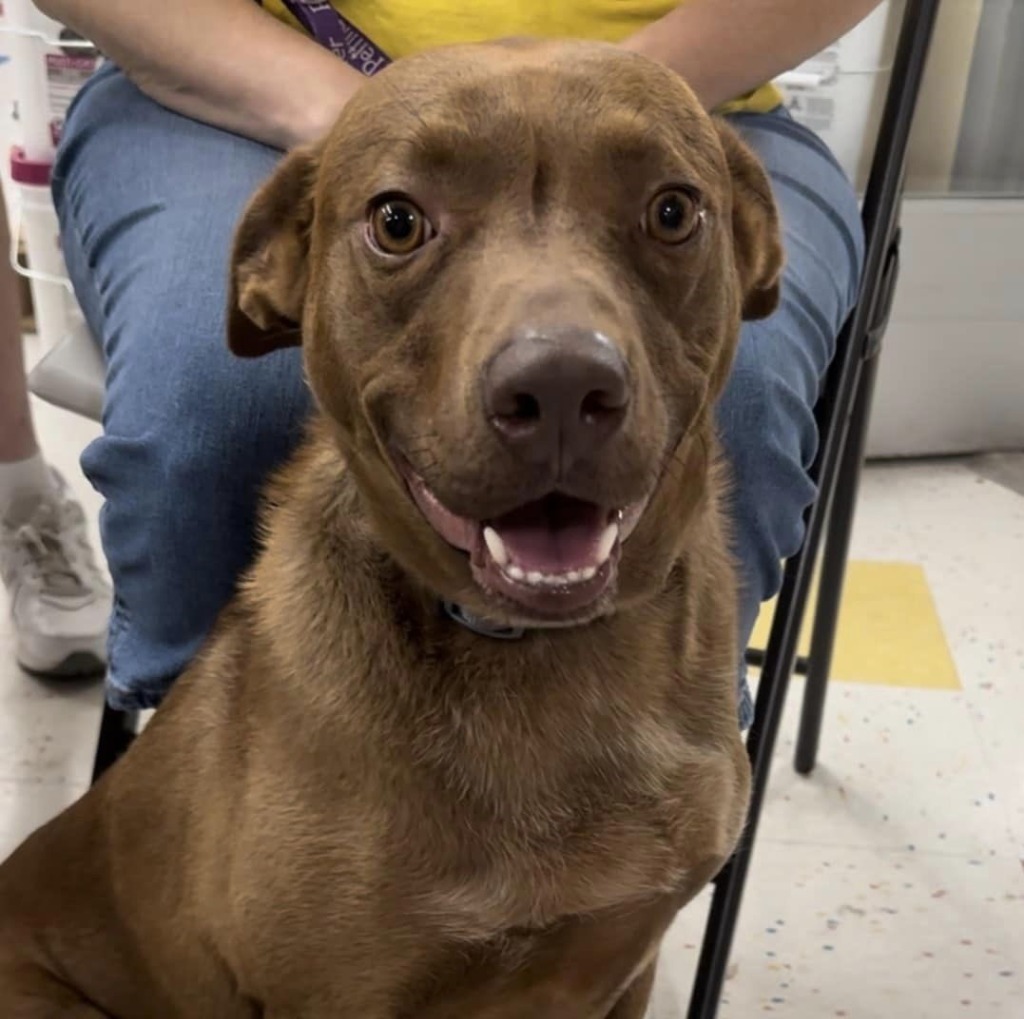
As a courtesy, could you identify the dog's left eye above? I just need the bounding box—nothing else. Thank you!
[643,188,704,245]
[368,197,434,255]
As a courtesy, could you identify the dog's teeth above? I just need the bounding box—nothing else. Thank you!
[596,522,619,564]
[483,526,508,566]
[504,565,601,588]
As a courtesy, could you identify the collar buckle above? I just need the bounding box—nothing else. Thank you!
[443,601,525,640]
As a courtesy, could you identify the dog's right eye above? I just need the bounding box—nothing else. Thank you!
[368,197,433,256]
[643,188,704,246]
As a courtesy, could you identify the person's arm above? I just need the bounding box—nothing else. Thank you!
[621,0,886,110]
[35,0,363,149]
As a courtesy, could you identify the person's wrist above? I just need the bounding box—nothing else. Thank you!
[619,31,718,110]
[287,92,351,149]
[278,99,343,150]
[272,61,364,150]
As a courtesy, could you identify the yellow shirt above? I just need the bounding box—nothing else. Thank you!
[261,0,782,114]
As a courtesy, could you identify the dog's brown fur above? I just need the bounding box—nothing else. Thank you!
[0,40,781,1018]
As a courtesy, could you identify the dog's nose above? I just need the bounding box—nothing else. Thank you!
[484,327,629,466]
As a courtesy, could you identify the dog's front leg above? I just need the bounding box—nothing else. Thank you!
[0,960,113,1017]
[414,895,680,1019]
[604,961,657,1019]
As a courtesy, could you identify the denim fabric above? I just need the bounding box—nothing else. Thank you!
[52,64,863,725]
[723,110,864,725]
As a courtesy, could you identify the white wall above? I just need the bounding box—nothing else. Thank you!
[867,198,1024,458]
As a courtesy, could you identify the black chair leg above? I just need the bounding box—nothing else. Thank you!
[688,544,814,1018]
[91,702,138,784]
[794,353,881,775]
[685,3,940,1012]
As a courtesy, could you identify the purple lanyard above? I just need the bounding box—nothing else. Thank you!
[276,0,391,76]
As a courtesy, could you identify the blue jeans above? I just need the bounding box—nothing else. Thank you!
[53,65,864,727]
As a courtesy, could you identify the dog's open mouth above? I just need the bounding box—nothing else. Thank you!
[403,468,647,619]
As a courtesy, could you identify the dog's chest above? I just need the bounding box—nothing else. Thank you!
[407,745,710,943]
[398,692,738,941]
[421,826,689,941]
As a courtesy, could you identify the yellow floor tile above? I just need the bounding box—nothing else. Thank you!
[750,560,960,689]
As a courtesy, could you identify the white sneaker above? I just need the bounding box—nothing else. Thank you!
[0,470,111,677]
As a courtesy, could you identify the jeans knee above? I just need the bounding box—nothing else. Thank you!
[95,350,307,574]
[719,354,819,607]
[81,346,308,703]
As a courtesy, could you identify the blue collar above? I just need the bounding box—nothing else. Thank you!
[442,601,525,640]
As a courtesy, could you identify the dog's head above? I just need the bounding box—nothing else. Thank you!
[228,40,782,627]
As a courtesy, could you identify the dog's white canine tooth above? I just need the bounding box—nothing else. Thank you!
[526,570,544,586]
[483,526,508,566]
[580,566,597,581]
[596,523,619,564]
[507,564,525,581]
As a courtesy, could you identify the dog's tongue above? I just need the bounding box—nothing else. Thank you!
[490,495,607,573]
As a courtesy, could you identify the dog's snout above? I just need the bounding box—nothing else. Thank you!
[484,327,629,467]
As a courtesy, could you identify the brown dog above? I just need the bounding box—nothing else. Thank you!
[0,39,781,1018]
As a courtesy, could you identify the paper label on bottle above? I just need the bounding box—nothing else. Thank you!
[45,30,101,145]
[778,48,840,134]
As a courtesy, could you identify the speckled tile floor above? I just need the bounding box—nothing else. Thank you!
[651,458,1024,1018]
[2,349,1022,1016]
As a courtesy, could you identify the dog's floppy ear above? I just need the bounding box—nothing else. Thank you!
[714,120,784,321]
[228,144,321,357]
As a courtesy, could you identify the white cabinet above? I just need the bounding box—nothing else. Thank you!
[783,0,1024,457]
[868,199,1024,457]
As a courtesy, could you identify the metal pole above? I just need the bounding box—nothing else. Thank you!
[795,353,880,774]
[687,2,940,1014]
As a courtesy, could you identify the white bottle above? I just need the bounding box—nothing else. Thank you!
[2,0,101,161]
[775,1,895,186]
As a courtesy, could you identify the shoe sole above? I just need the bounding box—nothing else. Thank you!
[19,650,106,680]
